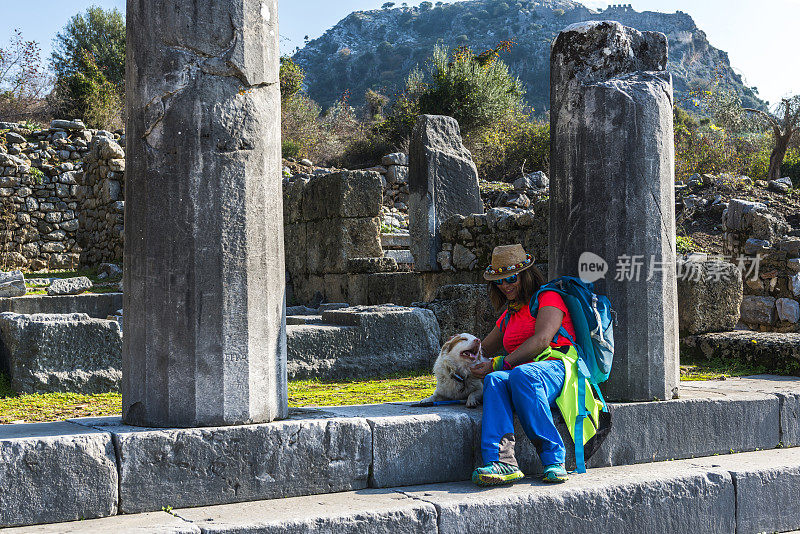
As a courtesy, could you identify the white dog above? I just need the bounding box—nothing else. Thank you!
[420,333,490,408]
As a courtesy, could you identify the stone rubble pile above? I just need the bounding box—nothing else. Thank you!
[364,152,411,232]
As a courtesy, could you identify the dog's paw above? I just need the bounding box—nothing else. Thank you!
[466,398,481,408]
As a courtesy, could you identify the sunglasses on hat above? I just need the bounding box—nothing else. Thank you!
[491,274,518,286]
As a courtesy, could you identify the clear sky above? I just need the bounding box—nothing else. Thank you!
[1,0,796,106]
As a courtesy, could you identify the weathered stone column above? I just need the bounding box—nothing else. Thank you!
[123,0,287,426]
[409,115,484,271]
[549,21,679,401]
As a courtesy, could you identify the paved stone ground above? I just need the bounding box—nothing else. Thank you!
[5,447,800,533]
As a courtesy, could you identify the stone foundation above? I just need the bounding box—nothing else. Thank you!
[287,305,440,380]
[0,376,798,529]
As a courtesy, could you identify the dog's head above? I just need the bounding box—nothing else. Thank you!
[440,333,483,364]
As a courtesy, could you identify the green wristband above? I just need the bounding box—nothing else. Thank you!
[492,356,505,372]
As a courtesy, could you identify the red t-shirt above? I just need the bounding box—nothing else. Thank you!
[495,290,576,357]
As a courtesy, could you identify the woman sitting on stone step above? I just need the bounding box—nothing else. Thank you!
[469,244,598,485]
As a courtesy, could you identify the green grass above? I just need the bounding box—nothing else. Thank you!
[21,267,121,294]
[25,268,109,285]
[0,370,438,424]
[478,180,513,193]
[289,371,436,407]
[679,356,779,381]
[0,372,122,423]
[1,356,794,424]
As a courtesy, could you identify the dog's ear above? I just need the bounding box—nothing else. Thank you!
[441,335,463,354]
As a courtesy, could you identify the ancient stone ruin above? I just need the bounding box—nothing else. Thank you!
[123,0,285,427]
[409,114,484,271]
[549,21,678,401]
[0,8,799,534]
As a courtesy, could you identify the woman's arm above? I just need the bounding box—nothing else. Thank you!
[504,306,564,367]
[469,325,503,379]
[481,325,503,358]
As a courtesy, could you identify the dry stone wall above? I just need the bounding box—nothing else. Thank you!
[437,204,549,273]
[722,198,800,331]
[0,121,124,270]
[77,136,125,267]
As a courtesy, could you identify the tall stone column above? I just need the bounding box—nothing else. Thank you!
[549,21,679,401]
[123,0,287,427]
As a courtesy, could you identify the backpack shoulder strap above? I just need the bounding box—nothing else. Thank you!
[499,305,511,333]
[530,283,574,345]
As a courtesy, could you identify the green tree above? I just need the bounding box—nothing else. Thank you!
[50,7,125,127]
[53,50,122,129]
[52,7,125,87]
[744,96,800,180]
[279,57,305,100]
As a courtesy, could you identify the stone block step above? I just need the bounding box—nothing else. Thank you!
[383,248,414,265]
[9,447,800,533]
[285,314,323,325]
[0,292,122,319]
[1,376,798,529]
[286,305,440,380]
[380,232,410,249]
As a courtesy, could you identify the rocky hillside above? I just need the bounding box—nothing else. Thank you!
[293,0,764,112]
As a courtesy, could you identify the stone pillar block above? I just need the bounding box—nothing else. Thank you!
[408,115,483,272]
[549,21,678,401]
[123,0,287,426]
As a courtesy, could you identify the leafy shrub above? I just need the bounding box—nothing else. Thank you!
[471,114,549,180]
[279,57,304,100]
[783,148,800,186]
[51,50,123,129]
[381,42,525,148]
[282,139,303,159]
[676,236,700,255]
[674,110,776,182]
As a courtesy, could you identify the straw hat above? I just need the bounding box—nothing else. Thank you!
[483,244,534,281]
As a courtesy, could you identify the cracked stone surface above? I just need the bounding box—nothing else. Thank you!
[73,416,371,514]
[0,422,117,528]
[549,21,679,402]
[124,0,286,427]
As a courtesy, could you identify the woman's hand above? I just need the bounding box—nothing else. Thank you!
[470,361,493,379]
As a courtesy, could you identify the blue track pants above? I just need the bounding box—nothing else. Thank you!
[481,359,566,467]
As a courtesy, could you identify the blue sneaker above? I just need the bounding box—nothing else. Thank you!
[542,463,569,483]
[471,462,524,486]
